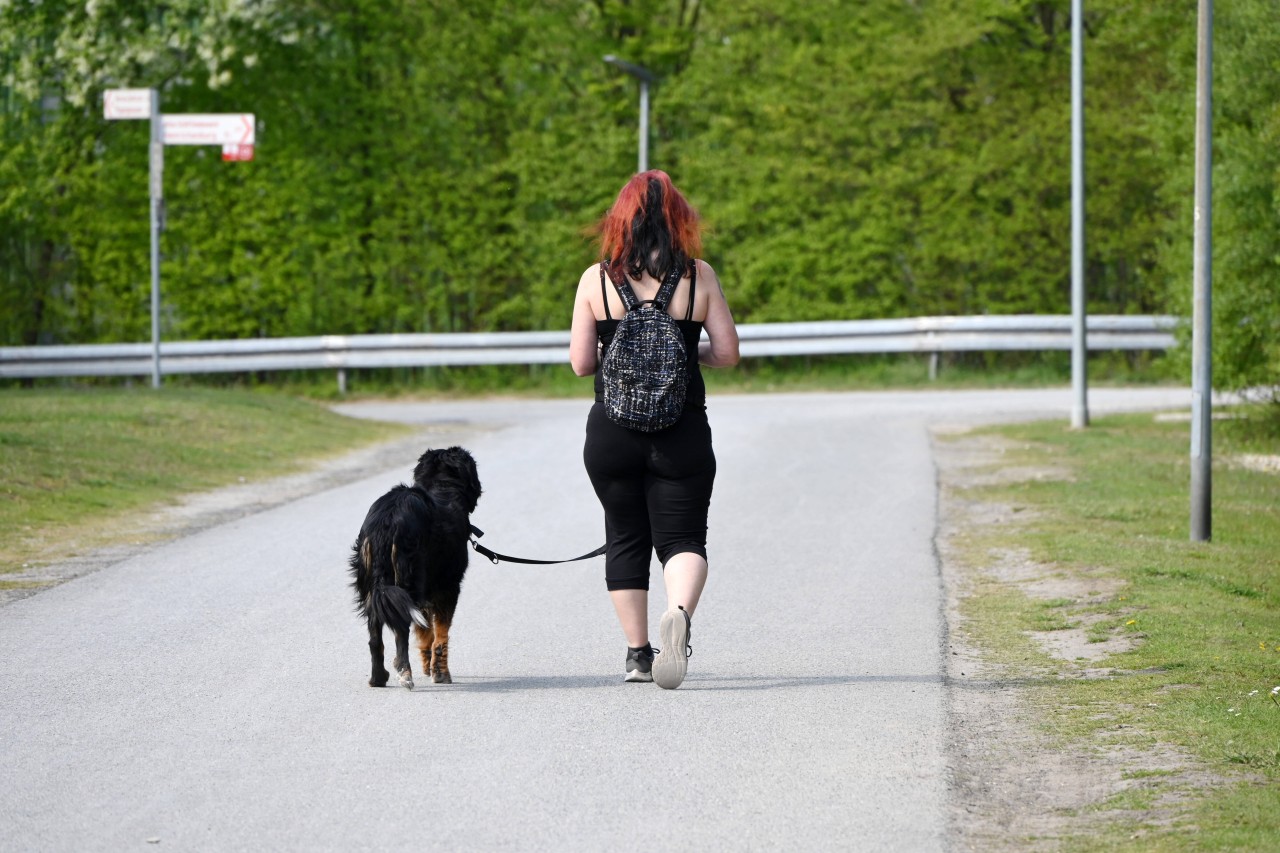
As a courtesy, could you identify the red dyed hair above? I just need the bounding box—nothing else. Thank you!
[595,170,702,280]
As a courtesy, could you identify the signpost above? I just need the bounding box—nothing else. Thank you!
[103,88,153,120]
[103,89,255,387]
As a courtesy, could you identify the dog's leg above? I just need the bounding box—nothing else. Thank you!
[431,617,453,684]
[391,625,414,690]
[368,620,389,688]
[413,620,436,677]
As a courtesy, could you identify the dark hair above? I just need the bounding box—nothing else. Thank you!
[596,170,702,282]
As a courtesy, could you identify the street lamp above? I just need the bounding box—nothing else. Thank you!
[1190,0,1214,541]
[1070,0,1088,429]
[603,55,655,173]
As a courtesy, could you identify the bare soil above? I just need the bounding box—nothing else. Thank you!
[935,427,1230,850]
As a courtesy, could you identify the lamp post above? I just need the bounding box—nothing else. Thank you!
[1190,0,1213,541]
[1070,0,1089,428]
[603,55,655,173]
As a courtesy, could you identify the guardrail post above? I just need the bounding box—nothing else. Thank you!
[337,369,348,396]
[928,352,939,382]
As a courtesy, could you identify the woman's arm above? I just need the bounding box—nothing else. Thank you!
[697,261,740,368]
[569,265,602,377]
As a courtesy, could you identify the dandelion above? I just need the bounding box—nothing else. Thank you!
[1272,686,1280,707]
[1249,690,1259,697]
[1126,620,1137,626]
[1262,642,1268,650]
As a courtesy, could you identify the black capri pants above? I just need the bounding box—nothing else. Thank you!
[583,403,717,591]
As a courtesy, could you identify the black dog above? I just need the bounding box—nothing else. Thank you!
[349,447,482,689]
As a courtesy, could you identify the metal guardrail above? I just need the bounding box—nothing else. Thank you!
[0,315,1179,381]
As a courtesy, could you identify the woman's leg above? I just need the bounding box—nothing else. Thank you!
[609,589,649,647]
[645,410,715,620]
[585,405,653,647]
[662,551,707,615]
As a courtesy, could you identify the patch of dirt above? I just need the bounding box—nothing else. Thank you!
[1029,617,1140,665]
[935,428,1229,851]
[0,426,473,608]
[1230,454,1280,474]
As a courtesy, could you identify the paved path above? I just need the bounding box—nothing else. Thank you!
[0,388,1190,851]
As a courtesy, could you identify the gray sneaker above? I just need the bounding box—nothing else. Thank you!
[624,644,655,682]
[652,606,692,689]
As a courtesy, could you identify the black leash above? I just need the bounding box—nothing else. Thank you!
[469,524,606,566]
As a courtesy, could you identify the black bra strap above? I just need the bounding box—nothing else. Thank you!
[685,260,697,321]
[599,262,613,320]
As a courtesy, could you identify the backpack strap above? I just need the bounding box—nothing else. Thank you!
[653,264,684,312]
[602,260,641,312]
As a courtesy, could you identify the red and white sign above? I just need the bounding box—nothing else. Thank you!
[103,88,153,120]
[161,114,255,146]
[221,144,255,162]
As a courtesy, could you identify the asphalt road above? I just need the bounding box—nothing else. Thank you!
[0,388,1191,852]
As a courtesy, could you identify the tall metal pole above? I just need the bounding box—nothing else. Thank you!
[148,88,164,388]
[603,55,656,175]
[638,79,650,174]
[1190,0,1214,541]
[1070,0,1089,428]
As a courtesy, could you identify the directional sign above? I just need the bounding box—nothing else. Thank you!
[221,144,255,162]
[161,114,255,146]
[103,88,153,120]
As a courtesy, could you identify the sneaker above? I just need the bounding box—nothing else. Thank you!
[624,644,656,682]
[652,606,692,689]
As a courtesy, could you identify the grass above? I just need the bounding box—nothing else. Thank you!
[0,387,408,572]
[950,406,1280,850]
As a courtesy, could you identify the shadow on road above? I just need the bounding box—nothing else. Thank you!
[418,672,950,693]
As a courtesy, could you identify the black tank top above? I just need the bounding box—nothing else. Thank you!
[593,262,706,409]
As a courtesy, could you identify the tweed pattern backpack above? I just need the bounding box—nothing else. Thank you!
[599,261,689,432]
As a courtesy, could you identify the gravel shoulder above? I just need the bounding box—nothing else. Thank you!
[935,426,1231,850]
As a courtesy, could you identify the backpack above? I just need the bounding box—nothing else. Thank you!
[599,261,689,432]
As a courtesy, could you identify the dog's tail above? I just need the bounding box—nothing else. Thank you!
[369,584,430,632]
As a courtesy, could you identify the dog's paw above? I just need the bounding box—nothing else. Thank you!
[398,673,414,690]
[432,671,452,684]
[369,670,389,688]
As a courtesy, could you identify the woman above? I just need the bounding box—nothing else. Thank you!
[570,171,740,689]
